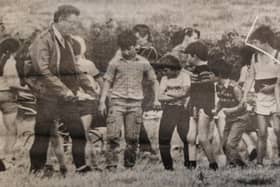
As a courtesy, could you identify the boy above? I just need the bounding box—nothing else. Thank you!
[158,55,191,170]
[243,26,280,167]
[214,60,248,167]
[98,30,160,169]
[132,24,158,154]
[185,42,218,170]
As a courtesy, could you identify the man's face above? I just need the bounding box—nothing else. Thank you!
[121,45,137,60]
[58,14,80,36]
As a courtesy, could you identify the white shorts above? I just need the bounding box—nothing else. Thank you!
[255,92,277,116]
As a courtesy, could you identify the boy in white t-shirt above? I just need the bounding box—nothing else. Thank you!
[158,55,191,170]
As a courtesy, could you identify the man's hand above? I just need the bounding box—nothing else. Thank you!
[153,100,161,110]
[98,102,107,117]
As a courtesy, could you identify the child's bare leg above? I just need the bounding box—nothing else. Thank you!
[272,114,280,157]
[187,117,197,168]
[81,114,96,167]
[256,114,268,165]
[198,109,216,165]
[2,111,18,159]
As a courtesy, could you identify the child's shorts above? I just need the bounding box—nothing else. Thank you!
[255,92,276,116]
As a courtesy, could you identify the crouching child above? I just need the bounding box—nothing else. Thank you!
[214,60,249,168]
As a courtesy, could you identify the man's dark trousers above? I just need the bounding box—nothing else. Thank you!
[29,98,87,172]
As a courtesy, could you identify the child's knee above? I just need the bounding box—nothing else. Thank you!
[187,134,197,145]
[198,134,208,145]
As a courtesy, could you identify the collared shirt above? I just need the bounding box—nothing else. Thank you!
[52,25,65,48]
[104,54,156,100]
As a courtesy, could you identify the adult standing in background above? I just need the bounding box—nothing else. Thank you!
[28,5,96,174]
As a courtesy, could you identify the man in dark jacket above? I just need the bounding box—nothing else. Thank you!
[29,5,96,174]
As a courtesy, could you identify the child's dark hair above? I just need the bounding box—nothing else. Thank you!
[211,59,232,79]
[53,5,80,23]
[184,41,208,61]
[170,27,200,47]
[132,24,152,42]
[240,45,255,66]
[117,30,137,50]
[156,55,181,70]
[249,25,275,46]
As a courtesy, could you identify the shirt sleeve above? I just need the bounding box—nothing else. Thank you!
[103,60,117,82]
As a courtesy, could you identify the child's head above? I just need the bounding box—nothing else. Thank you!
[117,30,137,60]
[160,55,182,78]
[132,24,152,46]
[184,41,208,65]
[211,59,232,81]
[249,25,275,51]
[240,45,255,66]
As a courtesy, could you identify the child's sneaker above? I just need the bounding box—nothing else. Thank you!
[209,162,218,171]
[249,148,257,161]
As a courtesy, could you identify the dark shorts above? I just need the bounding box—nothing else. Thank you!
[78,100,98,117]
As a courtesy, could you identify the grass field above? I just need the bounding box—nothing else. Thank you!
[1,0,280,186]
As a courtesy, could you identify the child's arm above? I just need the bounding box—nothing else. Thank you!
[98,60,116,116]
[98,79,110,116]
[158,77,174,102]
[242,60,255,103]
[166,85,190,98]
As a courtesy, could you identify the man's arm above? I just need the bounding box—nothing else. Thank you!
[30,37,72,97]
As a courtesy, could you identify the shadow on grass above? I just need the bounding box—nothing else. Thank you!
[236,176,275,185]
